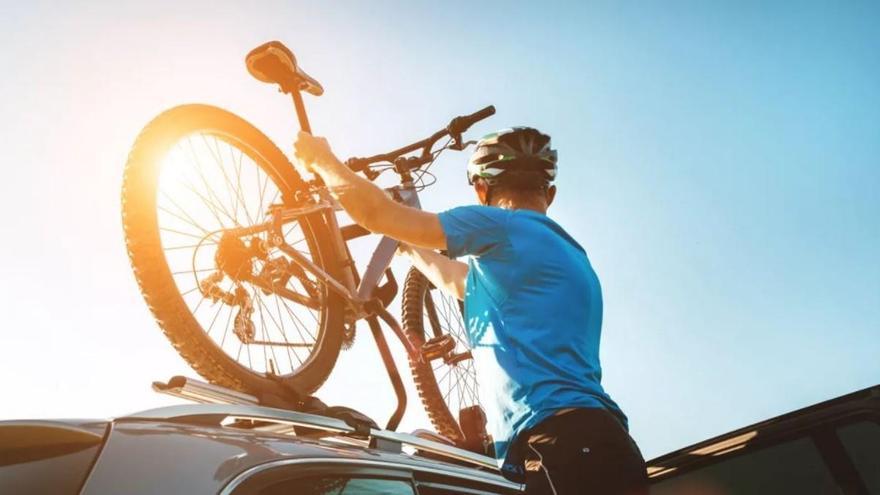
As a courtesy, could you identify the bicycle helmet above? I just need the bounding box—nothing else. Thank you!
[467,127,558,185]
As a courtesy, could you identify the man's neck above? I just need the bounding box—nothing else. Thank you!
[491,197,547,214]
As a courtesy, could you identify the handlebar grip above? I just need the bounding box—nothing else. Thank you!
[448,105,496,134]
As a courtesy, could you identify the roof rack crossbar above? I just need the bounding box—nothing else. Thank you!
[127,403,355,434]
[138,376,498,471]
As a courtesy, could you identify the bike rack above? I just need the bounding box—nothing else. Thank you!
[152,375,261,405]
[146,376,499,472]
[366,315,408,431]
[150,316,409,434]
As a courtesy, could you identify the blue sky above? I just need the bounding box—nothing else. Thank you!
[1,0,877,459]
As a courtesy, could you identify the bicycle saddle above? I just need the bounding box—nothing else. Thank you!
[246,41,324,96]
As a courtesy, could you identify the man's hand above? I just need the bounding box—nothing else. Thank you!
[291,131,448,251]
[293,131,341,174]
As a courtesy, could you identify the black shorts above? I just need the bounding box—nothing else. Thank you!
[512,408,649,495]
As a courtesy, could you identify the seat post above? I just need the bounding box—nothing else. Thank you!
[291,91,312,134]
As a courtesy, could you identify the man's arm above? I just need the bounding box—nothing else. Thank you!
[293,132,447,250]
[399,244,468,301]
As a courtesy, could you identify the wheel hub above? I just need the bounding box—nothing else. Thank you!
[216,234,267,280]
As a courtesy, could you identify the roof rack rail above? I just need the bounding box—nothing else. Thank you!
[152,375,260,405]
[135,376,498,471]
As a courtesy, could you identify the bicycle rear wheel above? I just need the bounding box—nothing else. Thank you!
[122,104,345,394]
[402,268,482,446]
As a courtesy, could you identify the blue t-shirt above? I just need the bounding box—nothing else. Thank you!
[438,205,627,468]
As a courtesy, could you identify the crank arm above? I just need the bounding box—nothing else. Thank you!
[445,351,473,366]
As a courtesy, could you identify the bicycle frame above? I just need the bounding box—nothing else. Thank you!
[353,184,421,302]
[228,64,492,430]
[222,180,420,313]
[222,177,424,430]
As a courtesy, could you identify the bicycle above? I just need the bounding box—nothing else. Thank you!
[121,41,494,452]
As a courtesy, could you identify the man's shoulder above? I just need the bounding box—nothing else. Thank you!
[437,205,513,258]
[438,205,513,231]
[441,204,511,219]
[507,211,587,255]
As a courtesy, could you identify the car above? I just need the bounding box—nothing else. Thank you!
[1,378,877,494]
[648,384,879,494]
[0,376,521,495]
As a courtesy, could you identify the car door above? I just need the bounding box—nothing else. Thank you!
[650,414,880,495]
[833,418,880,494]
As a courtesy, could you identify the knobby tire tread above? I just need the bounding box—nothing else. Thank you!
[402,268,466,443]
[121,104,345,396]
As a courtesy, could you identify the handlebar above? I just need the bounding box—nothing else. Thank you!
[346,105,495,174]
[447,105,496,136]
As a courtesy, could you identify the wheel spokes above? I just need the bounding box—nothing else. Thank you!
[156,133,324,377]
[423,287,480,418]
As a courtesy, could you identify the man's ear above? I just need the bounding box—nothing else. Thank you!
[546,184,557,207]
[475,180,490,205]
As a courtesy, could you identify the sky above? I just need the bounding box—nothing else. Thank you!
[1,0,878,460]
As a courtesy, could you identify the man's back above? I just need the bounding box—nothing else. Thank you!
[296,124,648,494]
[439,205,626,463]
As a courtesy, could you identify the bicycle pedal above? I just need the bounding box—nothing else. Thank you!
[421,334,456,361]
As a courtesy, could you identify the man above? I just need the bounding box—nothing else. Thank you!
[294,127,648,494]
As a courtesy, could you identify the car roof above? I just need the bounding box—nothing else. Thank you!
[113,415,497,473]
[92,403,520,493]
[0,404,520,494]
[646,383,880,481]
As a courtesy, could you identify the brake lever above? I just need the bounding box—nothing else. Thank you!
[394,156,426,175]
[449,130,464,151]
[344,156,385,181]
[363,168,381,181]
[448,139,477,151]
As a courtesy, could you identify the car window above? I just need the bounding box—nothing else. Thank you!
[837,420,880,494]
[0,423,104,494]
[650,436,838,495]
[413,471,520,495]
[416,483,510,495]
[257,476,414,494]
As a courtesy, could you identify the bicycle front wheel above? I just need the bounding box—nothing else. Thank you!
[402,268,482,445]
[122,104,346,394]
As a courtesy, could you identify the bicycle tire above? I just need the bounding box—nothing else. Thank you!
[122,104,345,394]
[402,267,481,444]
